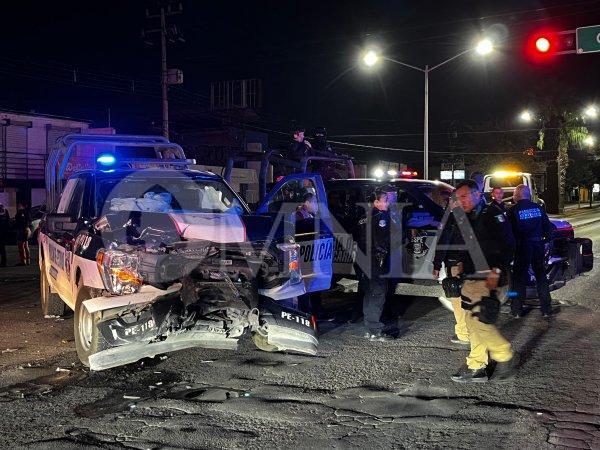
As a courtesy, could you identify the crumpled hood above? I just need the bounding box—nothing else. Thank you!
[169,213,247,243]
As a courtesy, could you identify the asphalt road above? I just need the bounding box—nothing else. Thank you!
[0,207,599,449]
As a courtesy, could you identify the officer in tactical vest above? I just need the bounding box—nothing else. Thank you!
[356,188,397,341]
[507,184,555,318]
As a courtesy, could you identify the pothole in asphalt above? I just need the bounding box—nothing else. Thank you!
[0,368,87,402]
[167,386,250,403]
[328,385,465,419]
[75,370,183,418]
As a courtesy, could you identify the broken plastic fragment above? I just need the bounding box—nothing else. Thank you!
[123,395,141,400]
[2,348,18,354]
[55,367,71,372]
[44,315,60,319]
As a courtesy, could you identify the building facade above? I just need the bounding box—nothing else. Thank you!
[0,110,96,215]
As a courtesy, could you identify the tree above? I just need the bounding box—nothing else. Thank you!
[537,112,588,211]
[527,82,589,213]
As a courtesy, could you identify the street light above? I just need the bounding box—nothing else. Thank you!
[475,38,494,55]
[359,37,494,179]
[362,50,379,67]
[519,110,533,122]
[584,105,598,119]
[584,135,596,147]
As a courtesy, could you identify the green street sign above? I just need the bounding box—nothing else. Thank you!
[577,25,600,54]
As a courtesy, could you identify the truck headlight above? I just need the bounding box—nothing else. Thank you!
[96,249,142,295]
[277,242,302,285]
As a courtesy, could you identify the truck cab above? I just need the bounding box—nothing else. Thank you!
[483,171,545,209]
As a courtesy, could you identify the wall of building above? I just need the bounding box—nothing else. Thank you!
[0,110,108,213]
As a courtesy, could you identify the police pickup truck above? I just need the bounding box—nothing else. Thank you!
[325,177,593,305]
[39,134,334,370]
[223,148,592,307]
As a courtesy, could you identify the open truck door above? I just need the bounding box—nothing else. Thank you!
[256,173,334,294]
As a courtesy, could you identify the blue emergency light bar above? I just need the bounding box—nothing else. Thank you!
[96,154,117,166]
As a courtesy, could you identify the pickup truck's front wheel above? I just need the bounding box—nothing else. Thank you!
[74,284,108,367]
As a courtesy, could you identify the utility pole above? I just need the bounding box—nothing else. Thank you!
[160,6,169,139]
[423,65,429,180]
[142,1,184,139]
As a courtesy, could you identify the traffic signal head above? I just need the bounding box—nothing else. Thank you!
[526,29,575,61]
[535,37,551,53]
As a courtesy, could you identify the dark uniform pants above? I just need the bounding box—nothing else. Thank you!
[512,241,552,315]
[359,276,388,333]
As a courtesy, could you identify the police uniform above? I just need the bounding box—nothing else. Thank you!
[443,200,516,374]
[507,199,555,316]
[434,207,470,343]
[356,207,391,334]
[488,199,506,215]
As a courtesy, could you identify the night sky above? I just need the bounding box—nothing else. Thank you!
[1,0,600,167]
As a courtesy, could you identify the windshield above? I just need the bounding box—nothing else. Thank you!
[412,182,453,208]
[487,175,525,189]
[96,175,246,215]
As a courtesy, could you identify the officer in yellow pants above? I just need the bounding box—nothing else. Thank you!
[434,206,470,345]
[461,280,513,373]
[437,180,516,383]
[448,264,469,344]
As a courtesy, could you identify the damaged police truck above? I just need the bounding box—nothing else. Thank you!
[39,134,333,370]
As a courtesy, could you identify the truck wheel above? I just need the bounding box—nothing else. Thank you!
[40,268,65,316]
[251,331,279,352]
[74,284,108,367]
[567,241,583,278]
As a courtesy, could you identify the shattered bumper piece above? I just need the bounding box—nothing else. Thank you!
[260,324,318,356]
[88,331,238,371]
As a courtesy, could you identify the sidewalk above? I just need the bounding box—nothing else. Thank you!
[549,202,600,229]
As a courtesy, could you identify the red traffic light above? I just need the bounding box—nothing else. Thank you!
[526,29,576,62]
[525,29,557,62]
[535,37,551,53]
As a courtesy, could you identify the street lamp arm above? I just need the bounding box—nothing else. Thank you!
[429,48,471,72]
[384,57,425,73]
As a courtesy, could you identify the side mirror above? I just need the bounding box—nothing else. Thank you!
[46,213,77,233]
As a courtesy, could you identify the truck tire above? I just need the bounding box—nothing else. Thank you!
[74,284,109,367]
[40,267,65,317]
[574,237,593,272]
[567,241,583,278]
[251,331,279,352]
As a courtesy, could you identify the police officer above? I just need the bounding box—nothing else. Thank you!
[289,126,313,161]
[356,188,396,341]
[489,187,506,215]
[507,184,555,318]
[433,193,470,347]
[444,180,516,383]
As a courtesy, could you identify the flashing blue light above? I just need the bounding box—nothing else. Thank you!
[97,154,116,166]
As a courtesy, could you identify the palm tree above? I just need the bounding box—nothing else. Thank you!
[531,83,588,213]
